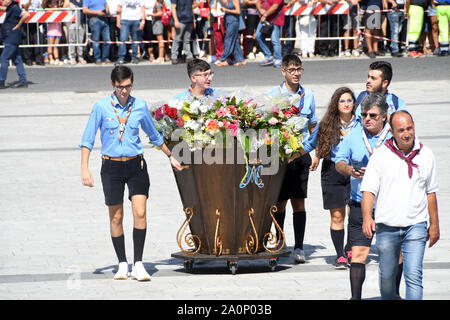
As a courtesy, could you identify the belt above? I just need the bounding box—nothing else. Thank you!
[102,155,141,162]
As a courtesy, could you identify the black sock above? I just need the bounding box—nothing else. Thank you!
[133,227,147,264]
[111,234,127,263]
[330,228,345,258]
[350,263,366,300]
[396,262,403,296]
[274,211,286,240]
[293,211,306,250]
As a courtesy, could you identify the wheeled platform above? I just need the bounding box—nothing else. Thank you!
[171,248,291,275]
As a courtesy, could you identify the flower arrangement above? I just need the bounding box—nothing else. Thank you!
[149,91,307,160]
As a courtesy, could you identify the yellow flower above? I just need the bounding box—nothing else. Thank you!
[182,114,191,122]
[290,135,299,151]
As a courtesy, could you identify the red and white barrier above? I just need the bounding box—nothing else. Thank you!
[285,2,349,15]
[0,10,76,24]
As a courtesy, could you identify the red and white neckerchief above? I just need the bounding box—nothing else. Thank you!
[110,92,134,142]
[362,124,390,156]
[339,116,356,141]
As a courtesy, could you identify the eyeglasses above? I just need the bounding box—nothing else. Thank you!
[338,99,354,104]
[193,72,214,78]
[116,84,133,91]
[284,67,304,75]
[361,112,380,119]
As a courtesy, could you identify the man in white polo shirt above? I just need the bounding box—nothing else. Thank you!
[360,110,440,300]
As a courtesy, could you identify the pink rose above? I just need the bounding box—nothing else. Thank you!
[268,117,278,125]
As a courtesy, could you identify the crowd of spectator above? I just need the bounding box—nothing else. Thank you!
[1,0,449,67]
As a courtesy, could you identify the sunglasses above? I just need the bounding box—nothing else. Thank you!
[338,99,354,104]
[361,112,380,119]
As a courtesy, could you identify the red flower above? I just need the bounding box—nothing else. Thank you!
[154,107,164,120]
[291,105,299,114]
[227,105,237,114]
[176,118,184,127]
[166,106,178,119]
[283,110,293,118]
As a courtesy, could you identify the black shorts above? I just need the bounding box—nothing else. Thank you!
[347,200,374,248]
[100,156,150,206]
[278,153,311,202]
[321,159,350,210]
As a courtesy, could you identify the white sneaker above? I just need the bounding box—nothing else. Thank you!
[131,261,151,281]
[353,50,360,57]
[256,52,265,59]
[248,52,256,60]
[294,248,306,264]
[114,262,129,280]
[344,49,351,57]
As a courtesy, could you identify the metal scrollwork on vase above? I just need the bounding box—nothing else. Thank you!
[263,205,286,253]
[245,208,259,255]
[214,209,223,256]
[176,207,202,255]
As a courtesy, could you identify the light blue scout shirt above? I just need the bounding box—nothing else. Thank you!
[267,82,318,140]
[334,124,392,203]
[303,118,361,162]
[354,91,407,121]
[80,93,164,157]
[172,87,219,102]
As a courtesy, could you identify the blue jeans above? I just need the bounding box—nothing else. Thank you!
[376,222,427,300]
[119,20,140,61]
[0,42,27,83]
[255,22,282,61]
[282,15,295,56]
[89,17,111,62]
[219,14,244,63]
[387,10,405,53]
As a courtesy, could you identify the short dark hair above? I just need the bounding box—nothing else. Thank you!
[111,65,134,83]
[361,92,388,115]
[389,110,414,129]
[369,61,392,85]
[187,58,211,78]
[282,54,302,68]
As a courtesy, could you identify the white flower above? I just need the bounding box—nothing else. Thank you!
[199,103,209,113]
[285,148,293,155]
[190,100,201,114]
[185,120,197,130]
[169,99,183,110]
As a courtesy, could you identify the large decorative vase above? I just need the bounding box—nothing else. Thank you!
[170,141,290,274]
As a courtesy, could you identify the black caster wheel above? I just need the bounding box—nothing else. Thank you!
[269,258,278,271]
[184,260,194,273]
[227,261,238,275]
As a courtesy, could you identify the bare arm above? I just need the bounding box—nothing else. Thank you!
[220,0,240,15]
[335,160,365,179]
[171,3,180,28]
[81,147,94,187]
[427,192,440,247]
[158,143,184,171]
[13,10,30,30]
[361,191,376,238]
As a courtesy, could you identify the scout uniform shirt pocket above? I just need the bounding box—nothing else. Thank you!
[127,120,140,142]
[102,118,120,144]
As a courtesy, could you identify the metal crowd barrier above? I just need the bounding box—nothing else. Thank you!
[0,8,87,49]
